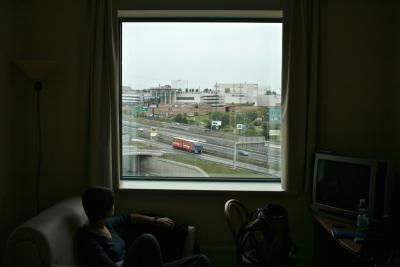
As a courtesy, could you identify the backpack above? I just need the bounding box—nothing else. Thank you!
[237,203,297,267]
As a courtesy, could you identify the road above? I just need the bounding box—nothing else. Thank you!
[123,121,281,163]
[122,120,281,175]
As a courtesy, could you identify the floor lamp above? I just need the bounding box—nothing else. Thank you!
[15,60,56,213]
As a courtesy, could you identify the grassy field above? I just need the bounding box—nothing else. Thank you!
[162,154,269,178]
[128,141,151,148]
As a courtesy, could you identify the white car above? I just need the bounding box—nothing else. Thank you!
[238,150,249,156]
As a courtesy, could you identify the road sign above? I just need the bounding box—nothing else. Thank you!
[133,106,148,113]
[212,120,221,126]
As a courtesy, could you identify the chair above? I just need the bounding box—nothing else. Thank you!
[224,199,253,267]
[3,196,197,267]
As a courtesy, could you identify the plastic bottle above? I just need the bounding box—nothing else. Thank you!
[356,198,369,229]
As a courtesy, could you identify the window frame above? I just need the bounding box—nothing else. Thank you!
[118,11,283,185]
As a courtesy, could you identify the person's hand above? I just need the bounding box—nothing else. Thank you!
[154,217,175,229]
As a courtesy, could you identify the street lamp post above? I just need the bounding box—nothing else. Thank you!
[233,141,237,169]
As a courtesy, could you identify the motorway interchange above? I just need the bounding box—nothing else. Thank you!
[122,120,281,178]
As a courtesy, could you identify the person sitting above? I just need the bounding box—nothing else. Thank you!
[77,186,211,267]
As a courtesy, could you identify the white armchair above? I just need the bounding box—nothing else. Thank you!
[2,197,196,267]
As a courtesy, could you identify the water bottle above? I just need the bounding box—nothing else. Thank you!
[356,198,369,228]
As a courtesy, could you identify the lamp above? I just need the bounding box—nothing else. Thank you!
[15,60,56,90]
[15,60,56,213]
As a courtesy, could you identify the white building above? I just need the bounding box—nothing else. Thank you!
[122,94,141,104]
[200,94,224,107]
[256,94,281,107]
[175,92,201,104]
[215,83,259,105]
[122,86,143,103]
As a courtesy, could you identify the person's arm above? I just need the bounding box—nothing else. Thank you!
[129,213,175,229]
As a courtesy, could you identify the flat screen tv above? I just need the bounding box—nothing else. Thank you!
[312,153,392,222]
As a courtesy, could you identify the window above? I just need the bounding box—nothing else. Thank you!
[119,12,282,183]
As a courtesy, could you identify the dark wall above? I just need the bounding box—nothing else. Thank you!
[0,0,90,262]
[119,0,283,10]
[0,0,399,266]
[318,1,398,166]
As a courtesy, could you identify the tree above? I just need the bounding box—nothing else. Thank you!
[175,113,188,124]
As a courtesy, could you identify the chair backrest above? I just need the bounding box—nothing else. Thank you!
[224,199,249,246]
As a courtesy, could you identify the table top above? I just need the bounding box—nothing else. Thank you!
[314,214,362,255]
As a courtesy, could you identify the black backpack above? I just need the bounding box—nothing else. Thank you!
[237,203,297,267]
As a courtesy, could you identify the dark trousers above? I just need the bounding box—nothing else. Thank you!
[123,233,211,267]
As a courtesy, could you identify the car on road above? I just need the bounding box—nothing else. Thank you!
[137,128,144,132]
[238,150,249,156]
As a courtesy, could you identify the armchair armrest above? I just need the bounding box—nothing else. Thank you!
[182,225,196,257]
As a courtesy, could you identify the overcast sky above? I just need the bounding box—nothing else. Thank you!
[122,22,282,91]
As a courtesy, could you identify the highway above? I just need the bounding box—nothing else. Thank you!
[122,120,281,176]
[123,122,281,162]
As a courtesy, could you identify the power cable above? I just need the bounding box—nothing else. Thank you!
[34,81,42,213]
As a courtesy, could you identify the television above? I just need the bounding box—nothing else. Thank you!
[312,153,392,222]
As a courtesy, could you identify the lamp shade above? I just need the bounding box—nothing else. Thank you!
[15,60,56,81]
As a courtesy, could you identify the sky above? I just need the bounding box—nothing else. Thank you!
[122,22,282,92]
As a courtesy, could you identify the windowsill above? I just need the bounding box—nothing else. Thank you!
[119,179,283,192]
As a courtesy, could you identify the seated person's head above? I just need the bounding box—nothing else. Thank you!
[82,186,114,223]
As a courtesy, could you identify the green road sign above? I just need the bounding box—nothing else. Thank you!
[133,106,148,113]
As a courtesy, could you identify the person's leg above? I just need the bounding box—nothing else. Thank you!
[123,233,163,267]
[163,254,211,267]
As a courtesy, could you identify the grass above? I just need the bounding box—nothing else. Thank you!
[162,154,268,178]
[154,137,281,171]
[128,141,151,149]
[205,149,268,166]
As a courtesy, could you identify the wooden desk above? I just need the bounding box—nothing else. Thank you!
[314,214,400,267]
[314,214,362,255]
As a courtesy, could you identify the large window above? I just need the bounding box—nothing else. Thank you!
[120,15,282,182]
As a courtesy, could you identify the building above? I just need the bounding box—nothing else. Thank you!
[150,85,176,105]
[215,82,259,105]
[200,94,225,107]
[257,94,281,107]
[175,92,201,104]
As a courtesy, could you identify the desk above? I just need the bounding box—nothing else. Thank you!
[314,214,362,255]
[313,214,372,267]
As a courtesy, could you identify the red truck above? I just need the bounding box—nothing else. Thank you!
[172,137,203,154]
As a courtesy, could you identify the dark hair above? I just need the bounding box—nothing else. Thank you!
[81,186,114,222]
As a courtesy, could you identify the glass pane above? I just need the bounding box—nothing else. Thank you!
[121,21,282,180]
